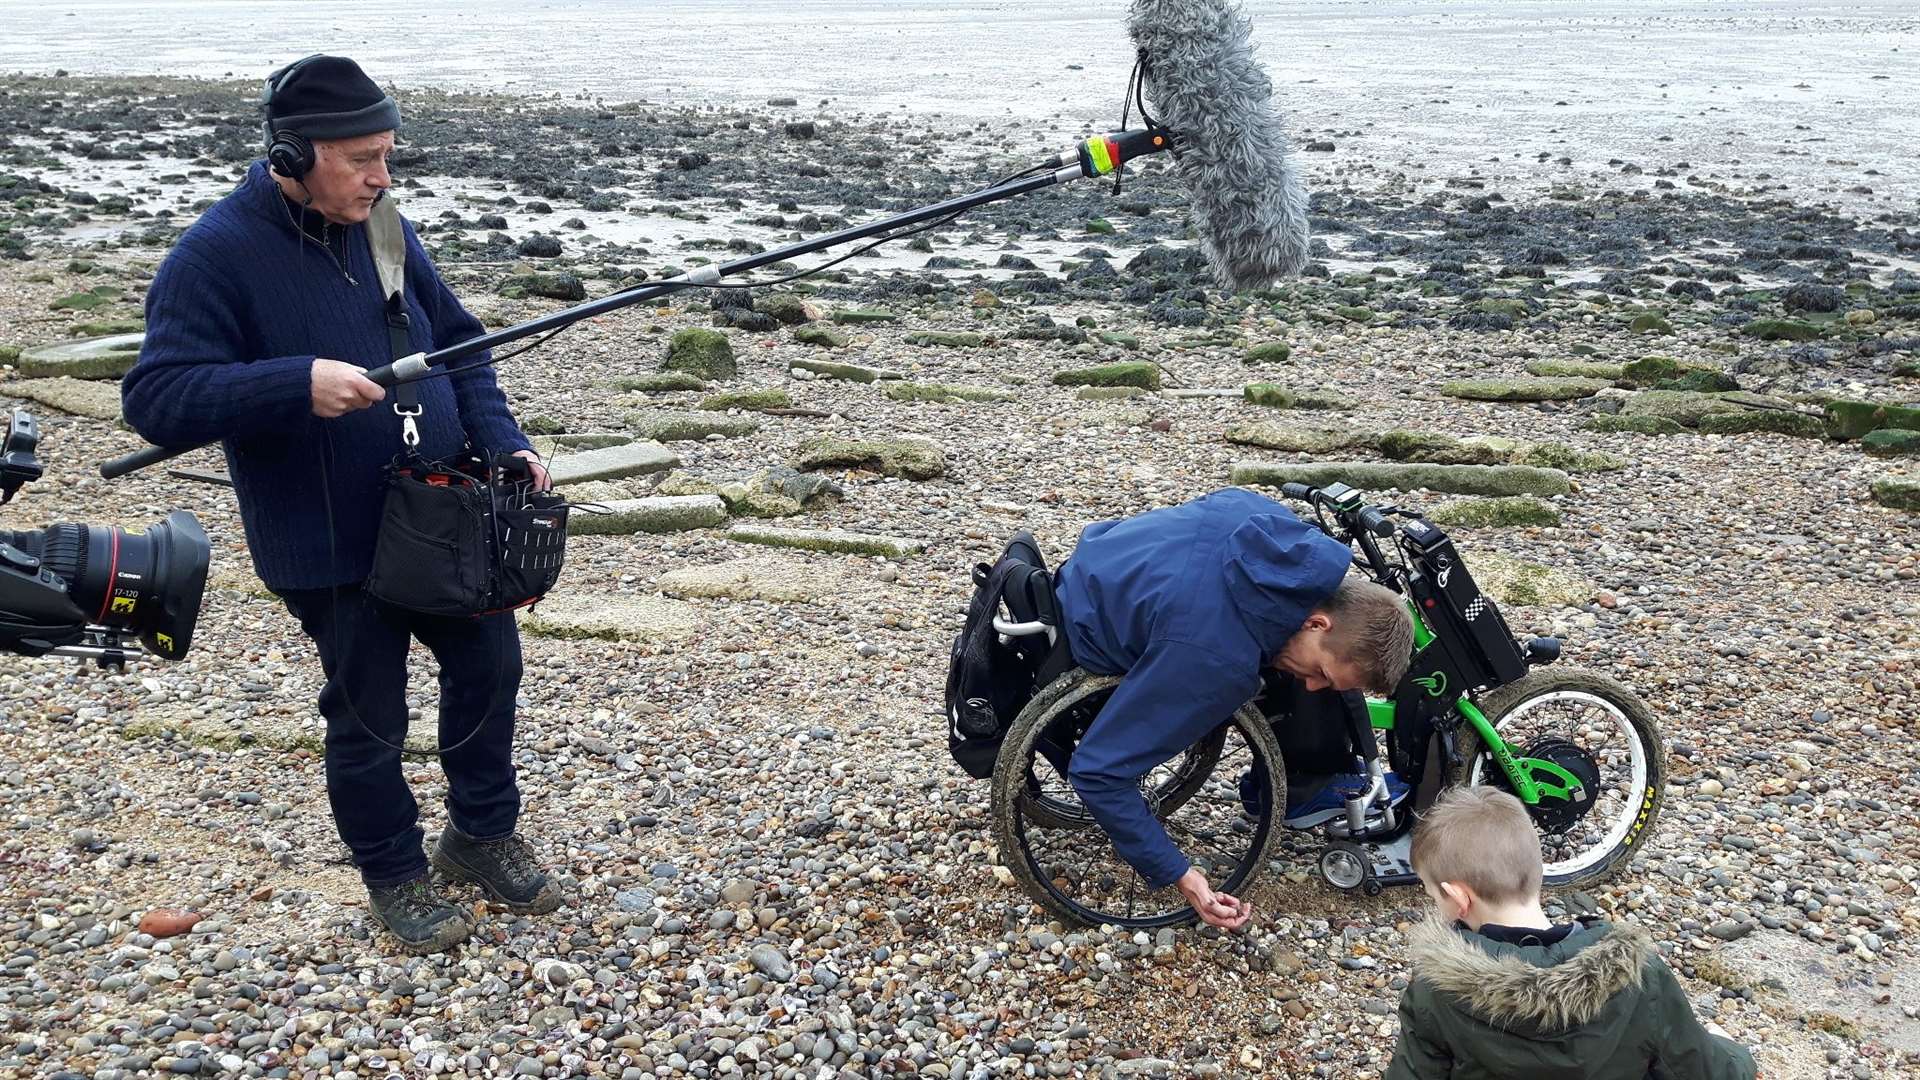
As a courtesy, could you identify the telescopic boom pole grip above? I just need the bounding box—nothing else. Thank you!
[101,442,187,480]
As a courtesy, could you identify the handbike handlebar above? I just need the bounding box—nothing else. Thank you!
[1279,481,1403,591]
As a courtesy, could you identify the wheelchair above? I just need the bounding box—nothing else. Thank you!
[951,484,1665,930]
[950,532,1294,930]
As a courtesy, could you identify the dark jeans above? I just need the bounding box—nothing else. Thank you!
[279,583,524,888]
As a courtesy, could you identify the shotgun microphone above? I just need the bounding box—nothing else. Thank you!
[1128,0,1312,291]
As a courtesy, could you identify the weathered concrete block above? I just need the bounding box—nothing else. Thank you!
[568,494,727,536]
[726,524,926,558]
[1230,460,1571,497]
[16,332,144,380]
[547,441,680,486]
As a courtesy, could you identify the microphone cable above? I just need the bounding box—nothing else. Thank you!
[281,175,505,759]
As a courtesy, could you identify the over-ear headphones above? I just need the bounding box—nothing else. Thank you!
[262,54,324,181]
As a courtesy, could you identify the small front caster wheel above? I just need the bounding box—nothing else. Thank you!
[1320,841,1370,892]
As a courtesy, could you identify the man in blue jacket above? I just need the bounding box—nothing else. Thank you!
[122,56,557,953]
[1054,487,1414,928]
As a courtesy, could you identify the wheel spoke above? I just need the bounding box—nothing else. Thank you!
[1165,819,1250,864]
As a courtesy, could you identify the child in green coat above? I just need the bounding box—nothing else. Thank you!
[1387,786,1757,1080]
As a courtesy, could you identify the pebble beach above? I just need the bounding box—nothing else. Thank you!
[1,3,1918,1077]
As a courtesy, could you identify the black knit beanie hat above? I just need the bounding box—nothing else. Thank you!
[261,55,401,144]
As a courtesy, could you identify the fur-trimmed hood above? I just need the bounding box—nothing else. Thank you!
[1407,916,1656,1034]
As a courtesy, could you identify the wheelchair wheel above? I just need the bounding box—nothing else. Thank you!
[1453,668,1666,889]
[990,669,1286,929]
[1011,672,1228,832]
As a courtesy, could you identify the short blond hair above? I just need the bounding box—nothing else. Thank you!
[1410,786,1543,906]
[1317,577,1414,695]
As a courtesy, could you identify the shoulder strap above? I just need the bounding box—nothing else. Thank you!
[367,195,421,441]
[366,194,408,305]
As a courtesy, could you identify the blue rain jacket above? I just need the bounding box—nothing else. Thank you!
[1053,488,1352,889]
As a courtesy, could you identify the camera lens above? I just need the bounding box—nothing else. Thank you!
[24,510,210,659]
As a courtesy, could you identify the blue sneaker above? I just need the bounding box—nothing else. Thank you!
[1282,771,1410,829]
[1237,766,1272,818]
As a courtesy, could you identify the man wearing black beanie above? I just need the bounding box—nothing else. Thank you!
[123,55,560,954]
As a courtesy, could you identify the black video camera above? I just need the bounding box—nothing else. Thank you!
[1,409,210,665]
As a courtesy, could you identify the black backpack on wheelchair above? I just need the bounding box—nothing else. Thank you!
[945,531,1075,779]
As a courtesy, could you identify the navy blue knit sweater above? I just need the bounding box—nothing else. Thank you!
[122,163,530,590]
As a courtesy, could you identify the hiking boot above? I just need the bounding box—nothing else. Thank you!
[431,827,562,915]
[367,873,473,955]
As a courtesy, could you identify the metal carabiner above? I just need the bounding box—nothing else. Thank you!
[393,402,424,448]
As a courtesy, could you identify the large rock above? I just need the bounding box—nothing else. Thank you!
[16,332,143,379]
[1823,398,1920,441]
[1224,422,1370,454]
[1740,318,1822,342]
[498,272,586,302]
[547,441,679,486]
[1620,390,1780,428]
[790,358,902,383]
[529,432,632,458]
[1511,443,1625,473]
[625,410,760,442]
[1244,342,1292,365]
[726,524,926,558]
[1862,429,1920,457]
[1871,477,1920,511]
[657,558,844,603]
[569,494,727,536]
[1579,414,1687,436]
[1470,551,1596,608]
[700,388,793,412]
[1430,497,1563,529]
[0,377,122,421]
[661,328,737,380]
[883,382,1015,404]
[755,293,815,325]
[48,285,121,312]
[520,593,701,642]
[1244,383,1297,409]
[1365,431,1619,473]
[1697,410,1825,438]
[1374,431,1511,466]
[659,466,841,517]
[1231,460,1571,497]
[1620,355,1717,387]
[1052,362,1161,390]
[1440,377,1611,402]
[1525,359,1624,380]
[792,325,850,348]
[1242,383,1357,411]
[793,435,944,480]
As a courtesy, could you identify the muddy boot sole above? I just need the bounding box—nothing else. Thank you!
[431,848,563,916]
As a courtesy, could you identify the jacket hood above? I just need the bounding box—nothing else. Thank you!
[1219,508,1351,652]
[1408,916,1655,1033]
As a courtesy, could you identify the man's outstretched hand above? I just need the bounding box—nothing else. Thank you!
[1177,867,1251,930]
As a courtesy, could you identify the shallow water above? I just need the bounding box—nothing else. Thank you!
[2,0,1915,212]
